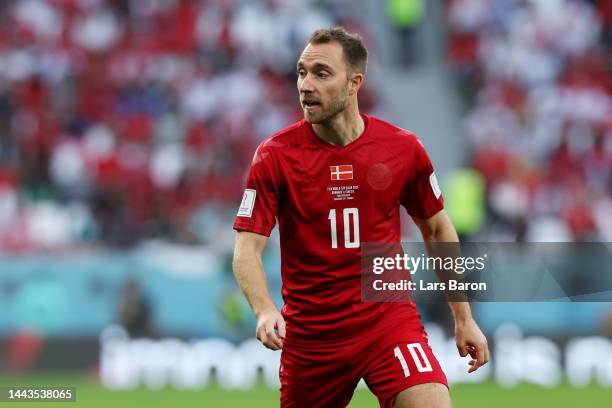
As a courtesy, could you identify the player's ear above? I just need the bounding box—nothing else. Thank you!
[348,72,364,96]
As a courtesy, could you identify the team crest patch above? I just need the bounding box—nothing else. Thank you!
[237,189,256,217]
[367,163,392,191]
[429,172,441,199]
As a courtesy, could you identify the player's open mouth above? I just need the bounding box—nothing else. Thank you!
[302,100,321,108]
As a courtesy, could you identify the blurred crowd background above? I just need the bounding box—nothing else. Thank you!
[445,0,612,242]
[0,0,611,380]
[0,0,610,251]
[0,0,377,252]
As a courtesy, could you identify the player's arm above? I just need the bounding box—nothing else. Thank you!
[412,209,490,372]
[233,231,285,350]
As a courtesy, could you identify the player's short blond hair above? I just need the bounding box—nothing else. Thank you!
[308,27,368,75]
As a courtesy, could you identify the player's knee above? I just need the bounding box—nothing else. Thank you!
[393,382,451,408]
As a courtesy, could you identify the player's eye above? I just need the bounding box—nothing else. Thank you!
[297,69,306,78]
[318,71,329,79]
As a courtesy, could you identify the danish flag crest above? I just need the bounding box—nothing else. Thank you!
[330,165,353,180]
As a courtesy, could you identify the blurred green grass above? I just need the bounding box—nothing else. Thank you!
[0,375,610,407]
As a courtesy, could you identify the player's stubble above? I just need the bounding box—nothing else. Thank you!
[301,78,350,125]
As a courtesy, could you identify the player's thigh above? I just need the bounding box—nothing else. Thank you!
[393,382,451,408]
[280,345,359,408]
[362,327,448,408]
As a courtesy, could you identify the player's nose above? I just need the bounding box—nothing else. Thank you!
[298,74,315,93]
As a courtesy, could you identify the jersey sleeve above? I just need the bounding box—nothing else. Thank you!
[233,143,281,237]
[401,138,444,219]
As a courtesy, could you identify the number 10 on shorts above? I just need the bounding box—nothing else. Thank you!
[393,343,433,377]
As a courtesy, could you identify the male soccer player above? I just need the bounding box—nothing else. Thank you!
[233,27,489,408]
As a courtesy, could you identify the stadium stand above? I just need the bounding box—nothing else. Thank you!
[445,0,612,242]
[0,0,376,251]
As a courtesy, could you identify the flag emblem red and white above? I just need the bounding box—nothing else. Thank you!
[330,165,353,180]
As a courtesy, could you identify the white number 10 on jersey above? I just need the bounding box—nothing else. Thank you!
[394,343,433,377]
[328,208,360,249]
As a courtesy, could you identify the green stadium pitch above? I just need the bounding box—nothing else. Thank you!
[0,375,610,407]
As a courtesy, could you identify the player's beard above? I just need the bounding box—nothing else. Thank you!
[304,87,349,125]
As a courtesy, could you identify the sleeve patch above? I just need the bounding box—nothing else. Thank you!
[237,189,257,217]
[429,172,442,199]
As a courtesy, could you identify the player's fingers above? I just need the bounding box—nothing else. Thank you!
[265,341,280,350]
[276,317,286,339]
[256,326,269,348]
[466,345,486,373]
[257,325,276,350]
[457,343,468,357]
[484,344,490,364]
[476,344,486,366]
[265,323,282,349]
[261,330,280,350]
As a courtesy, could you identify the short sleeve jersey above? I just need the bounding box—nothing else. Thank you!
[234,114,444,341]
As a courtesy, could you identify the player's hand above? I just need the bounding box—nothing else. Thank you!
[454,317,489,373]
[255,307,286,350]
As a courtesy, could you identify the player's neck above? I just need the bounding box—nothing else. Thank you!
[311,104,364,147]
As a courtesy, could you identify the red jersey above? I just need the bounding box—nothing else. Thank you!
[233,114,444,342]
